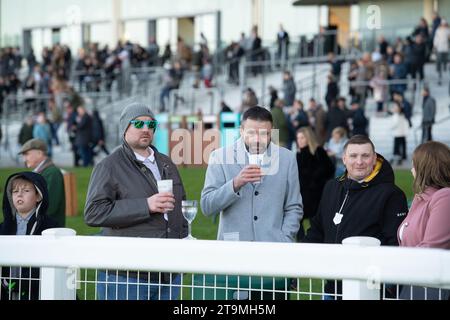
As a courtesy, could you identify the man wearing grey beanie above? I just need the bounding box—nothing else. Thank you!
[84,102,187,300]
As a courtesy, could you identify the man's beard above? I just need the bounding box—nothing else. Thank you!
[129,137,152,150]
[245,141,269,154]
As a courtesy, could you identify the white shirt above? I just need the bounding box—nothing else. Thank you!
[134,148,167,221]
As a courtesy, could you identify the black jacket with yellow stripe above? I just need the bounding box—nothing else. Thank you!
[304,154,408,246]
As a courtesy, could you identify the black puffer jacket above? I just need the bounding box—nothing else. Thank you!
[303,155,408,298]
[304,154,408,246]
[1,172,57,300]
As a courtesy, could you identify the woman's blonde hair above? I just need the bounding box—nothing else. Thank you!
[412,141,450,194]
[297,126,319,155]
[332,126,347,139]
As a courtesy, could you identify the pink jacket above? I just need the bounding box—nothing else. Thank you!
[398,187,450,249]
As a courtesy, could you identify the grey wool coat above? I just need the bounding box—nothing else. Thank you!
[201,138,303,242]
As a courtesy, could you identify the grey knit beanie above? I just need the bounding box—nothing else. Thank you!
[119,102,155,137]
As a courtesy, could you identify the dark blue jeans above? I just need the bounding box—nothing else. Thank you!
[96,271,181,300]
[78,145,93,167]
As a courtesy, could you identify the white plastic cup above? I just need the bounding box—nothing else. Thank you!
[157,179,173,219]
[157,179,173,193]
[248,154,263,184]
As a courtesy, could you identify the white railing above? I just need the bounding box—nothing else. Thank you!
[0,229,449,300]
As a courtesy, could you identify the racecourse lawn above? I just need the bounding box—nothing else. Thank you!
[0,167,414,300]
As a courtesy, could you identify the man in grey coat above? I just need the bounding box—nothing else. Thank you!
[84,102,187,300]
[201,106,303,243]
[421,87,436,143]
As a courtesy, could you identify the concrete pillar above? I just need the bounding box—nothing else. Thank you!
[342,236,381,300]
[40,228,77,300]
[251,0,262,34]
[423,0,434,23]
[112,0,124,45]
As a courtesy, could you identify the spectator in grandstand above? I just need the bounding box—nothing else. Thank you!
[240,87,258,114]
[347,60,359,101]
[325,73,339,109]
[282,71,296,107]
[227,41,244,85]
[370,64,389,113]
[271,99,289,148]
[0,172,56,300]
[19,138,66,228]
[433,19,449,85]
[250,26,263,76]
[389,53,408,98]
[303,135,408,299]
[201,106,302,243]
[75,105,93,167]
[348,100,368,137]
[159,61,183,112]
[48,99,63,146]
[219,100,233,113]
[398,141,450,300]
[325,126,348,178]
[0,76,7,116]
[328,52,342,79]
[84,102,187,300]
[325,97,349,141]
[91,109,109,157]
[307,98,327,146]
[268,85,279,109]
[431,12,442,40]
[65,101,81,167]
[295,126,334,240]
[18,116,34,146]
[201,57,214,88]
[377,35,389,58]
[421,87,436,143]
[354,53,374,107]
[412,18,430,43]
[410,34,427,81]
[393,92,413,128]
[287,99,309,150]
[32,112,52,158]
[276,24,290,61]
[390,101,409,166]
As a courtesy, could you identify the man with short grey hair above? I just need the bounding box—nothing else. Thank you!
[19,138,65,227]
[84,102,187,300]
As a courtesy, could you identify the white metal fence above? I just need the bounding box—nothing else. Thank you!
[0,229,449,301]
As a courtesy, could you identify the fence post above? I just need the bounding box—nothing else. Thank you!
[342,236,381,300]
[40,228,77,300]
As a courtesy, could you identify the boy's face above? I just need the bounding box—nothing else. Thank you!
[12,179,41,215]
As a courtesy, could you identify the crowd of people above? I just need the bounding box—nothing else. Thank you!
[0,15,449,301]
[1,102,449,301]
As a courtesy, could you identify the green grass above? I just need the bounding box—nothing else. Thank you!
[0,167,414,236]
[0,167,414,300]
[0,167,217,238]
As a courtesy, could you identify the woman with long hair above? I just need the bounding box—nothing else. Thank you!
[296,127,335,240]
[398,141,450,299]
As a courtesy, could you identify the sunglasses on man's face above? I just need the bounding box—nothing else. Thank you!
[130,120,158,130]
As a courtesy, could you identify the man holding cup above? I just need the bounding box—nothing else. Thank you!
[84,102,187,300]
[201,106,303,243]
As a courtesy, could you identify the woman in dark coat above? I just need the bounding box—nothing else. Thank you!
[296,127,335,240]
